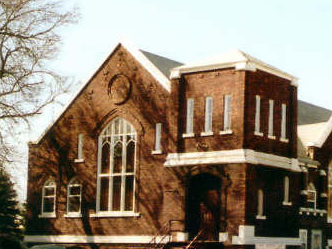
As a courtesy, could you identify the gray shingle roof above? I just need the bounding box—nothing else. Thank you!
[140,50,183,79]
[298,100,332,125]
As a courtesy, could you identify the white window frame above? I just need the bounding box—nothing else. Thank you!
[183,98,195,138]
[75,133,84,163]
[311,230,322,249]
[152,123,162,154]
[220,95,233,135]
[94,118,139,217]
[201,96,213,136]
[307,182,317,210]
[39,180,56,218]
[65,178,82,218]
[283,176,292,205]
[254,95,263,136]
[256,189,266,219]
[268,99,275,139]
[280,103,289,142]
[299,229,307,249]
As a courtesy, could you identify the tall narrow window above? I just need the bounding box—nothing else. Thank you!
[184,98,194,136]
[307,182,316,209]
[256,189,265,219]
[268,100,275,139]
[254,95,263,136]
[328,163,332,221]
[66,178,82,217]
[40,180,56,218]
[202,96,213,136]
[96,118,137,215]
[152,123,162,154]
[75,134,84,162]
[223,95,232,131]
[280,103,288,142]
[283,176,291,205]
[299,229,308,249]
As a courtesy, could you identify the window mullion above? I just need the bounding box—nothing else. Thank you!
[120,130,127,211]
[109,125,115,211]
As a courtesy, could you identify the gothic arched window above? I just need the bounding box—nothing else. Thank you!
[40,179,56,217]
[96,118,136,215]
[67,178,82,216]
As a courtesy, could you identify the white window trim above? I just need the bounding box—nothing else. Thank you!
[283,176,292,206]
[268,99,275,139]
[182,133,195,138]
[66,178,82,217]
[152,123,162,155]
[74,133,84,163]
[280,103,288,142]
[254,95,263,136]
[184,98,194,136]
[202,96,213,135]
[96,118,137,215]
[40,180,56,218]
[90,211,140,218]
[221,95,232,133]
[307,182,317,210]
[256,189,265,219]
[328,162,332,221]
[299,229,307,249]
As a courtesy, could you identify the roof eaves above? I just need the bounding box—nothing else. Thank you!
[30,39,171,145]
[314,115,332,148]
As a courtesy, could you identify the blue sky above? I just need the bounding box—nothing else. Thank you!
[54,0,332,111]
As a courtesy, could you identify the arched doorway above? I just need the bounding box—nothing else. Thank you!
[186,173,221,241]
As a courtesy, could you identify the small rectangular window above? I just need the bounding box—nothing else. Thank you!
[280,103,288,142]
[78,134,83,159]
[268,100,275,139]
[202,97,213,136]
[152,123,162,154]
[224,95,231,131]
[186,98,194,134]
[254,95,263,136]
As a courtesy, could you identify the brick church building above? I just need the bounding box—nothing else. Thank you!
[24,40,332,249]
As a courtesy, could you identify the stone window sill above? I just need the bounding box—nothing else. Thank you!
[254,131,264,137]
[152,150,162,155]
[200,131,213,137]
[256,215,266,220]
[90,211,140,218]
[219,130,233,135]
[280,138,289,143]
[74,158,84,163]
[182,133,195,138]
[64,213,82,218]
[38,213,56,218]
[282,201,292,206]
[268,135,276,140]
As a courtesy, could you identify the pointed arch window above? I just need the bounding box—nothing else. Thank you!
[95,118,138,217]
[39,180,56,218]
[65,178,82,217]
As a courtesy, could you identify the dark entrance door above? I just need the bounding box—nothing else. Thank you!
[186,174,221,241]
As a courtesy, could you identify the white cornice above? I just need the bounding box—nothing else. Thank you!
[24,235,171,244]
[164,149,300,172]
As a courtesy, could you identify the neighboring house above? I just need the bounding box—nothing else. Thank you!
[24,40,332,249]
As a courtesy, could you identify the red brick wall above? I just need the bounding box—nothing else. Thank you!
[26,45,170,236]
[244,70,297,158]
[178,69,246,152]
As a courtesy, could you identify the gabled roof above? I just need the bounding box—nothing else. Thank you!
[298,100,332,125]
[140,50,183,79]
[31,40,178,144]
[297,101,332,148]
[170,49,298,86]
